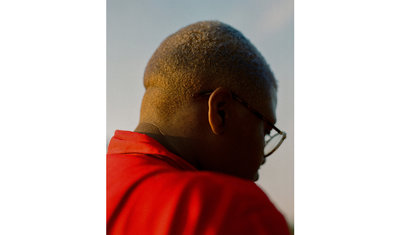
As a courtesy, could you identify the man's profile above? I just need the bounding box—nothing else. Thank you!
[107,20,289,234]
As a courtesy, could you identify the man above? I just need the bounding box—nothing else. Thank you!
[107,21,289,234]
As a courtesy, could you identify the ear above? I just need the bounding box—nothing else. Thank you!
[208,87,232,135]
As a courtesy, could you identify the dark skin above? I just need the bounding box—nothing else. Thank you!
[135,87,277,181]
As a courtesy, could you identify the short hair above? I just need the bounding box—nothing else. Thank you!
[142,20,277,120]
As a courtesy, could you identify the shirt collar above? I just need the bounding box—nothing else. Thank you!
[108,130,197,171]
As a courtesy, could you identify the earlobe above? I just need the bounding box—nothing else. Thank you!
[208,88,231,135]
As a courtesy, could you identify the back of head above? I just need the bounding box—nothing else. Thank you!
[141,20,276,125]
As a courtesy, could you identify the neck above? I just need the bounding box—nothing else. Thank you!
[134,122,200,169]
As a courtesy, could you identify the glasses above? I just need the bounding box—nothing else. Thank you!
[196,90,287,158]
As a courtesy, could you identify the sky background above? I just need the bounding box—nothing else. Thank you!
[107,0,294,223]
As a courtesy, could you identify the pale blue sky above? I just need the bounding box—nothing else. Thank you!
[107,0,294,223]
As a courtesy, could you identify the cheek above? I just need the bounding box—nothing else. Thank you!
[240,123,265,158]
[252,123,266,153]
[228,123,264,180]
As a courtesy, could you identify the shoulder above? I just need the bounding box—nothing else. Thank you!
[155,170,277,212]
[118,170,289,235]
[154,171,289,234]
[182,171,265,198]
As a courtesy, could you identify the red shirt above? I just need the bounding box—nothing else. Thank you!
[107,130,289,235]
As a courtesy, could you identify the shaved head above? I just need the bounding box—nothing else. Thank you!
[141,20,277,124]
[135,20,281,181]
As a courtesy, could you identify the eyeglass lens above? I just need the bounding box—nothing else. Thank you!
[264,130,285,156]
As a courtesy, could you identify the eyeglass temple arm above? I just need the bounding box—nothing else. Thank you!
[231,93,284,134]
[195,90,285,135]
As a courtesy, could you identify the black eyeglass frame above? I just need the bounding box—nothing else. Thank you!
[195,90,287,157]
